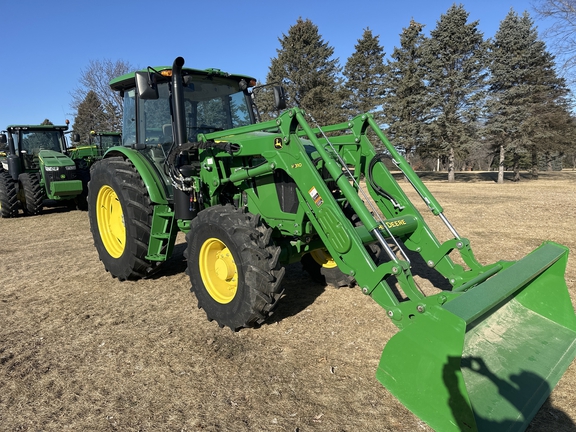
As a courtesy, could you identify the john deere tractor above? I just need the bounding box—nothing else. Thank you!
[68,130,122,166]
[0,122,83,217]
[87,57,576,431]
[66,130,122,208]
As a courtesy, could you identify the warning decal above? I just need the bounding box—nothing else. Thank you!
[308,186,324,207]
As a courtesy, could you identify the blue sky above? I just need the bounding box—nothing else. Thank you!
[0,0,548,129]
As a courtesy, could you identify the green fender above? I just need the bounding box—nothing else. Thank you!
[104,147,168,204]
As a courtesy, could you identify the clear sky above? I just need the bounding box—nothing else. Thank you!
[0,0,547,129]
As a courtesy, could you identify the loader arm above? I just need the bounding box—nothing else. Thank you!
[201,108,498,325]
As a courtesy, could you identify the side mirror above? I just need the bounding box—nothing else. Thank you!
[273,86,287,110]
[136,71,159,100]
[72,133,80,143]
[0,134,6,145]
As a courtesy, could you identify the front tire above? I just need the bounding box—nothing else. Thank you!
[0,171,18,218]
[19,172,44,215]
[301,249,355,288]
[186,205,285,331]
[88,157,157,280]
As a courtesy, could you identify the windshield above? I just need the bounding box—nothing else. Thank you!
[137,77,253,147]
[18,130,64,155]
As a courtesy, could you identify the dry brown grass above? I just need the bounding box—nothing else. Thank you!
[1,170,575,431]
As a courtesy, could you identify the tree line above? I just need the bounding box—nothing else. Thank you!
[71,4,576,183]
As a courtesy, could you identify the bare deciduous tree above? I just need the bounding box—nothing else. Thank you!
[534,0,576,80]
[70,59,136,132]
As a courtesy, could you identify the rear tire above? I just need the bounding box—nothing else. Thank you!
[0,171,18,218]
[186,205,285,330]
[88,157,158,281]
[18,172,44,215]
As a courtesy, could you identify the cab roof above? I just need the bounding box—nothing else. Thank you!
[6,125,68,131]
[109,65,256,92]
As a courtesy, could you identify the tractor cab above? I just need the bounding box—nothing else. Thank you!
[109,65,258,166]
[2,124,70,173]
[91,131,122,152]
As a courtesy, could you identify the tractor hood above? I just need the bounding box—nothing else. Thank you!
[38,150,76,167]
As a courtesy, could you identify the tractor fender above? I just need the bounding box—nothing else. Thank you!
[103,147,168,204]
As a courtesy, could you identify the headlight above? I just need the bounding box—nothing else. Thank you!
[45,166,59,171]
[65,165,77,170]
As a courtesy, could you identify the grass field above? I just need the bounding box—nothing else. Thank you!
[1,170,575,431]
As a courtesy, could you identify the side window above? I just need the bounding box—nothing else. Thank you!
[123,90,136,146]
[138,83,172,144]
[230,92,251,127]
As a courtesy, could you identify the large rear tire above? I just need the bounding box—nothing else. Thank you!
[186,205,285,331]
[0,171,18,218]
[18,172,44,215]
[88,157,157,281]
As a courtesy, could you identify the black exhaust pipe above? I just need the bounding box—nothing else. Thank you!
[171,57,187,147]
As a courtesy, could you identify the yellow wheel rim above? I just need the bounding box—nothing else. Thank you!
[310,249,338,269]
[96,185,126,259]
[199,238,238,304]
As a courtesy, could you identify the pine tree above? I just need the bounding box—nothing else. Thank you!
[486,9,574,182]
[422,5,488,181]
[264,18,344,125]
[342,28,387,121]
[73,91,108,143]
[382,20,427,163]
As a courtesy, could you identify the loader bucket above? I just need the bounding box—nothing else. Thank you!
[376,242,576,431]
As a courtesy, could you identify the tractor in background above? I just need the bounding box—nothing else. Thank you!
[0,122,83,217]
[67,130,122,208]
[86,57,576,431]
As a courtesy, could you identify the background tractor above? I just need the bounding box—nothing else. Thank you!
[67,130,122,207]
[87,57,576,431]
[0,122,84,217]
[68,130,122,167]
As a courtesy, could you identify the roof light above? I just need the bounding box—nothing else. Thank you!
[160,70,173,77]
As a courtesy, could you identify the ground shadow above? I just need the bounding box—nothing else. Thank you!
[444,356,576,431]
[267,262,327,324]
[148,243,189,279]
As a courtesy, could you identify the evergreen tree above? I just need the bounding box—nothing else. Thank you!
[486,9,574,182]
[382,20,428,163]
[264,18,344,125]
[342,28,387,121]
[422,5,488,181]
[73,91,108,143]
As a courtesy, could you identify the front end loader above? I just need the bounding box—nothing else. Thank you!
[87,56,576,431]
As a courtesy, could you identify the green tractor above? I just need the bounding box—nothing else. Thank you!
[68,130,122,167]
[0,122,84,217]
[87,57,576,431]
[67,130,122,207]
